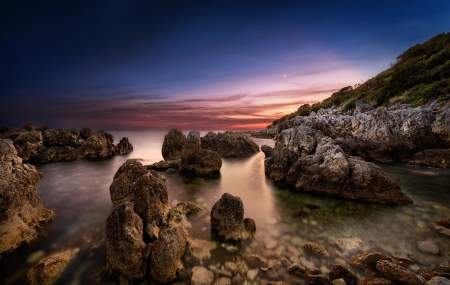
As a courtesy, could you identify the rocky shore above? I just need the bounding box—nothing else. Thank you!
[0,123,133,163]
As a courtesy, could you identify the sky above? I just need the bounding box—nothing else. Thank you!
[1,0,450,131]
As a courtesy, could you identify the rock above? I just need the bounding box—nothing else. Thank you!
[210,193,255,240]
[179,131,222,174]
[80,127,93,140]
[22,123,37,132]
[0,139,54,257]
[260,262,280,280]
[433,265,450,274]
[78,131,114,158]
[147,159,181,171]
[261,145,274,157]
[151,226,187,283]
[194,149,222,175]
[287,263,306,277]
[434,226,450,237]
[417,241,440,255]
[115,137,133,154]
[27,248,80,285]
[214,277,232,285]
[232,274,245,285]
[360,277,395,285]
[186,238,217,262]
[436,218,450,228]
[328,264,357,285]
[201,131,259,157]
[350,252,392,270]
[243,218,256,231]
[332,278,347,285]
[243,253,267,268]
[191,266,214,285]
[270,282,290,285]
[336,238,364,252]
[43,129,79,147]
[408,149,450,169]
[265,127,412,204]
[105,202,146,279]
[303,242,329,256]
[376,260,423,285]
[308,269,331,285]
[181,131,201,170]
[162,129,187,160]
[426,277,450,285]
[247,268,259,281]
[109,159,147,207]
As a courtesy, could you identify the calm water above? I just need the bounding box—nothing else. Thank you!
[1,130,449,285]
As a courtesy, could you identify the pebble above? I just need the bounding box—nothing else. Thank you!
[266,240,277,249]
[417,241,440,255]
[247,269,259,281]
[332,278,347,285]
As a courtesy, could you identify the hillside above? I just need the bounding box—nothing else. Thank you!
[270,32,450,128]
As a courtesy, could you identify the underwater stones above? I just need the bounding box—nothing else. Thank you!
[105,202,146,279]
[376,260,423,285]
[190,266,214,285]
[201,131,259,157]
[308,269,332,285]
[186,238,217,262]
[162,128,187,160]
[243,253,267,268]
[435,218,450,228]
[0,139,54,257]
[360,278,395,285]
[417,241,440,255]
[27,248,80,285]
[336,237,364,252]
[151,226,187,283]
[287,263,307,277]
[350,252,392,270]
[210,193,256,241]
[328,264,357,285]
[303,242,329,256]
[426,277,450,285]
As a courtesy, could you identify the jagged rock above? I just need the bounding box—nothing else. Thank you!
[265,126,412,204]
[408,149,450,169]
[308,269,331,285]
[0,139,54,257]
[43,129,79,147]
[151,226,187,283]
[417,241,440,255]
[350,252,392,270]
[360,277,395,285]
[22,123,37,132]
[162,129,187,160]
[210,193,255,240]
[329,264,357,285]
[201,131,259,157]
[261,145,274,157]
[287,263,306,277]
[105,201,146,279]
[191,266,215,285]
[303,242,329,256]
[426,277,450,285]
[433,106,450,146]
[109,159,147,207]
[115,137,133,154]
[180,131,201,171]
[436,218,450,228]
[80,127,93,140]
[147,159,181,171]
[78,131,114,158]
[27,249,79,285]
[194,149,222,174]
[243,218,256,231]
[376,260,423,285]
[336,237,364,252]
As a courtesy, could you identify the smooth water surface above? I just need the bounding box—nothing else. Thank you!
[1,131,449,284]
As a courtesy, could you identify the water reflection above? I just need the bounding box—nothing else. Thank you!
[0,131,449,285]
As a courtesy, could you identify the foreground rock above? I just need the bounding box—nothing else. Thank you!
[201,131,259,157]
[408,149,450,169]
[27,249,80,285]
[180,131,222,175]
[329,264,358,285]
[376,260,423,285]
[350,252,392,270]
[0,124,133,163]
[265,126,413,204]
[0,139,54,257]
[162,128,187,160]
[210,193,256,240]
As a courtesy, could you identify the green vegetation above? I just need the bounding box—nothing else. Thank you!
[269,32,450,128]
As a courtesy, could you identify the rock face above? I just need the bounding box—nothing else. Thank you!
[27,248,80,285]
[0,139,54,257]
[376,260,423,285]
[0,124,133,163]
[201,131,259,157]
[408,149,450,169]
[210,193,256,240]
[106,159,202,282]
[162,129,187,160]
[265,126,412,204]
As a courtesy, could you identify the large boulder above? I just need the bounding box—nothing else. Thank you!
[194,149,222,175]
[180,131,202,171]
[115,137,133,154]
[162,129,187,160]
[210,193,256,240]
[0,139,54,257]
[265,126,413,204]
[201,131,259,157]
[408,149,450,169]
[78,131,115,158]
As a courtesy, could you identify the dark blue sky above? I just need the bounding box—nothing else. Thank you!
[1,0,450,130]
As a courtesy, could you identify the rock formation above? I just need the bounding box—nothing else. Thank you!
[0,139,54,257]
[0,124,133,163]
[408,149,450,169]
[210,193,256,240]
[162,128,187,160]
[264,126,413,204]
[201,131,259,157]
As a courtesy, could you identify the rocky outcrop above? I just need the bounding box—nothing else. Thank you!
[264,126,413,204]
[0,124,133,163]
[27,248,80,285]
[180,131,222,175]
[201,131,259,157]
[408,149,450,169]
[261,145,274,157]
[162,128,187,160]
[210,193,256,241]
[0,139,54,257]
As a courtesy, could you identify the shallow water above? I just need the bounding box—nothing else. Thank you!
[1,131,449,285]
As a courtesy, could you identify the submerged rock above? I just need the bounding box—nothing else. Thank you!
[303,242,329,256]
[201,131,259,157]
[0,139,54,257]
[27,248,80,285]
[376,260,423,285]
[162,129,187,160]
[426,277,450,285]
[308,269,332,285]
[210,193,256,240]
[329,264,357,285]
[435,218,450,228]
[350,252,392,270]
[191,266,215,285]
[265,126,413,204]
[417,241,440,255]
[336,237,364,252]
